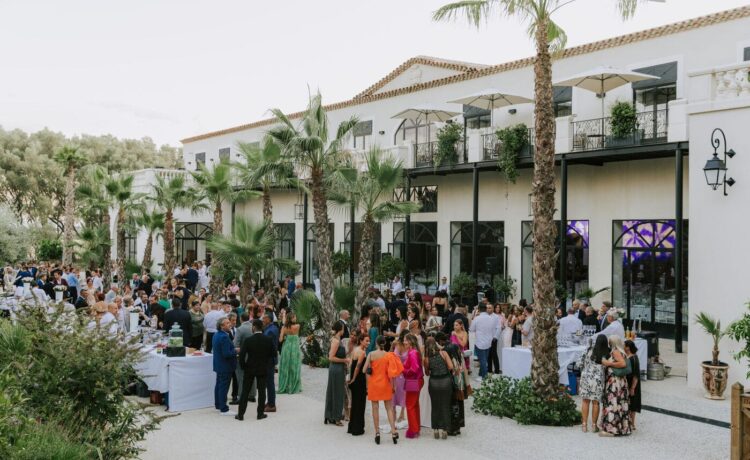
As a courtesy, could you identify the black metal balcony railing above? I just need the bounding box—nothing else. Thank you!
[482,128,536,161]
[572,109,668,152]
[414,140,465,168]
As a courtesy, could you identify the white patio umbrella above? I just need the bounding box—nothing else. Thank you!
[553,66,659,118]
[391,104,462,145]
[448,89,533,126]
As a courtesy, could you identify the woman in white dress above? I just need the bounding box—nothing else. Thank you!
[502,305,516,348]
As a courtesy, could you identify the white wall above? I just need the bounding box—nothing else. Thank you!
[687,63,750,389]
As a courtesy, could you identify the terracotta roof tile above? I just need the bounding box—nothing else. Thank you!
[181,5,750,144]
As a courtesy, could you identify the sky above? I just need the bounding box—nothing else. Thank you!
[0,0,747,147]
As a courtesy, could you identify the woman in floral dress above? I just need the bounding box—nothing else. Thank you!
[599,335,632,437]
[576,334,608,432]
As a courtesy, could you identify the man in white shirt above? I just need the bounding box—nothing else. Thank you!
[92,270,103,293]
[488,304,504,374]
[204,303,226,354]
[104,285,119,304]
[391,276,403,294]
[469,303,499,380]
[558,307,583,342]
[437,276,450,295]
[597,310,625,340]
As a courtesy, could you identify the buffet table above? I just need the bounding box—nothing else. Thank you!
[135,347,215,412]
[502,337,648,386]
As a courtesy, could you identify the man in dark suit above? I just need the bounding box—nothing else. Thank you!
[163,299,192,346]
[236,319,273,421]
[442,302,469,335]
[186,263,199,293]
[74,287,89,310]
[212,317,237,415]
[262,313,279,413]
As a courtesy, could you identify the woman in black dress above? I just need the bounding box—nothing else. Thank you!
[423,337,454,439]
[624,340,642,430]
[347,332,369,436]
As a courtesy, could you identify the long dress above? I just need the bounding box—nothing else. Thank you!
[278,334,302,394]
[392,349,407,408]
[324,341,346,422]
[576,345,605,401]
[419,375,432,428]
[347,359,366,436]
[502,317,514,348]
[428,354,453,431]
[600,359,632,436]
[627,355,641,413]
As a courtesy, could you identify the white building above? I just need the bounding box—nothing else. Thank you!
[121,6,750,389]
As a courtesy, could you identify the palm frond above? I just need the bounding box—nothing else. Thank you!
[432,0,495,27]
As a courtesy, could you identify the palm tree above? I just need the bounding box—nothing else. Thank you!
[330,149,420,311]
[136,209,165,273]
[191,162,255,295]
[54,146,87,265]
[106,174,145,289]
[76,167,113,282]
[235,137,302,231]
[207,218,298,307]
[433,0,641,399]
[151,174,205,280]
[267,92,358,334]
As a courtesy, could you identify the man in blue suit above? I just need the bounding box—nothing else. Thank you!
[212,317,237,415]
[262,312,279,413]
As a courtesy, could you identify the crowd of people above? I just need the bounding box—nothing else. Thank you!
[3,261,640,439]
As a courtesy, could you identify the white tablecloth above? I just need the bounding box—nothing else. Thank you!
[135,348,215,412]
[502,338,648,386]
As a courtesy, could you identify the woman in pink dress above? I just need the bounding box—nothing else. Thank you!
[402,333,424,438]
[391,331,408,426]
[450,319,470,371]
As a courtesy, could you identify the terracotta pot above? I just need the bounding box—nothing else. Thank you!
[700,361,729,400]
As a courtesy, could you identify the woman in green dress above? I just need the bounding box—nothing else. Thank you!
[278,311,302,394]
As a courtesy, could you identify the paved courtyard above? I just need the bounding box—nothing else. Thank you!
[140,355,729,460]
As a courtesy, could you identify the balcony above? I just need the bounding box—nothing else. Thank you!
[413,140,466,168]
[482,128,536,161]
[571,109,668,152]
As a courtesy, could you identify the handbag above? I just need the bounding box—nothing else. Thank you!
[404,378,421,392]
[465,384,474,398]
[454,387,466,401]
[612,357,632,377]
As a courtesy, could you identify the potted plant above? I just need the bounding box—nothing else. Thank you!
[576,286,610,303]
[53,285,66,303]
[451,272,476,305]
[493,277,517,303]
[694,312,729,400]
[435,122,463,167]
[495,124,530,182]
[608,101,640,147]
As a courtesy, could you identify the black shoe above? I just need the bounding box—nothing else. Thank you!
[249,398,256,403]
[234,415,244,421]
[374,432,380,445]
[392,432,399,444]
[229,399,239,405]
[257,414,268,420]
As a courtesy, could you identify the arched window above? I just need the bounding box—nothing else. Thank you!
[175,223,213,266]
[450,222,505,285]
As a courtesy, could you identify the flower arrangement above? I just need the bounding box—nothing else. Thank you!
[22,277,33,283]
[53,285,66,292]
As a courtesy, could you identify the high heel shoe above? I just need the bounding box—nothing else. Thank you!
[392,432,399,444]
[581,424,588,433]
[374,432,380,445]
[324,418,329,425]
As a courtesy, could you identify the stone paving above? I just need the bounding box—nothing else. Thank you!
[140,360,729,460]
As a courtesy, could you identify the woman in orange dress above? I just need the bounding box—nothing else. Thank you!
[364,335,403,445]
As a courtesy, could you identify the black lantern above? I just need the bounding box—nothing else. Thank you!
[703,128,736,196]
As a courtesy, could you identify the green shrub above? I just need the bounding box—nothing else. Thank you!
[36,239,62,262]
[374,254,405,284]
[435,122,463,167]
[473,376,580,426]
[334,285,356,313]
[610,101,637,138]
[451,272,476,301]
[125,260,142,279]
[302,333,325,367]
[331,250,351,280]
[495,124,529,182]
[1,306,160,459]
[11,423,94,460]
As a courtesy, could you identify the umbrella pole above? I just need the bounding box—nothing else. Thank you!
[601,80,605,144]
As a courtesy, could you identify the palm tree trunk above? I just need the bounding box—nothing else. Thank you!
[101,212,113,288]
[241,266,252,309]
[115,207,126,289]
[310,169,335,335]
[530,18,560,400]
[62,165,76,265]
[142,232,153,273]
[164,208,176,280]
[262,187,274,290]
[210,200,224,295]
[355,214,375,319]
